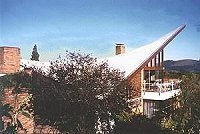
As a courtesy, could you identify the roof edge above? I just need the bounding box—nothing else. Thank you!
[127,25,186,79]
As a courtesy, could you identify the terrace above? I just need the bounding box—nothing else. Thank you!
[143,80,181,100]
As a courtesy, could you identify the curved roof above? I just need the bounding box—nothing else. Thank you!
[20,25,186,77]
[100,25,186,77]
[20,59,50,72]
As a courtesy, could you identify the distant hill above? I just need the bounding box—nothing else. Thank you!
[164,59,200,73]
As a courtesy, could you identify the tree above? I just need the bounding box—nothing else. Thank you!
[31,51,133,134]
[176,73,200,133]
[112,112,170,134]
[30,44,39,61]
[157,73,200,133]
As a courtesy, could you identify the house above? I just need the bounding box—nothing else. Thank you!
[101,25,185,117]
[0,25,186,118]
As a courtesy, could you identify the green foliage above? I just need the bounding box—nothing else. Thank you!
[18,94,34,119]
[115,111,134,122]
[0,72,32,93]
[31,44,40,61]
[0,103,13,121]
[0,74,16,88]
[31,51,133,134]
[178,73,200,133]
[0,73,33,133]
[113,113,170,134]
[0,103,17,133]
[157,73,200,133]
[0,102,29,133]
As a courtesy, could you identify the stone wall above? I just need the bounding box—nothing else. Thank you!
[2,88,60,133]
[0,47,20,74]
[2,88,35,133]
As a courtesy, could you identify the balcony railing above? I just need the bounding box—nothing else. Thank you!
[142,80,181,100]
[143,80,181,93]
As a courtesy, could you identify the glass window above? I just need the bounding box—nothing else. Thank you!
[143,100,160,118]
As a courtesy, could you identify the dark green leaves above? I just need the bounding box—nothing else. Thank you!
[30,44,39,61]
[31,51,133,133]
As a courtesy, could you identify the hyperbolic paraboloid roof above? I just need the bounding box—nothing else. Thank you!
[20,25,186,77]
[100,25,186,77]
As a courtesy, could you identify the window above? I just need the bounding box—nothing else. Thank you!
[143,100,160,118]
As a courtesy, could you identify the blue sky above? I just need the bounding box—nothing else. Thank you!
[0,0,200,61]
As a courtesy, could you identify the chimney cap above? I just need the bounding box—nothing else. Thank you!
[115,43,124,46]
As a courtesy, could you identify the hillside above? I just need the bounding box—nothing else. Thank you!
[164,59,200,73]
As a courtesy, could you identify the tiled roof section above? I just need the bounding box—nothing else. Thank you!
[100,25,186,77]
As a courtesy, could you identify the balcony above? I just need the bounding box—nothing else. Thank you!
[142,81,181,100]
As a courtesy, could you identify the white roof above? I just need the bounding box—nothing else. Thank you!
[0,74,6,77]
[20,25,185,77]
[99,25,186,77]
[20,59,50,72]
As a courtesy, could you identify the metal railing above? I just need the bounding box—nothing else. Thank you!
[143,80,181,94]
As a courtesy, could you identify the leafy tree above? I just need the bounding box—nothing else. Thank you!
[31,51,133,134]
[176,73,200,133]
[30,44,39,61]
[0,103,17,133]
[157,73,200,133]
[112,112,170,134]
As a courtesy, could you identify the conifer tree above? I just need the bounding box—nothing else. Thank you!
[30,44,39,61]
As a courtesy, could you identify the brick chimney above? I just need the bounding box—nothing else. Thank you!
[0,46,20,74]
[115,43,125,55]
